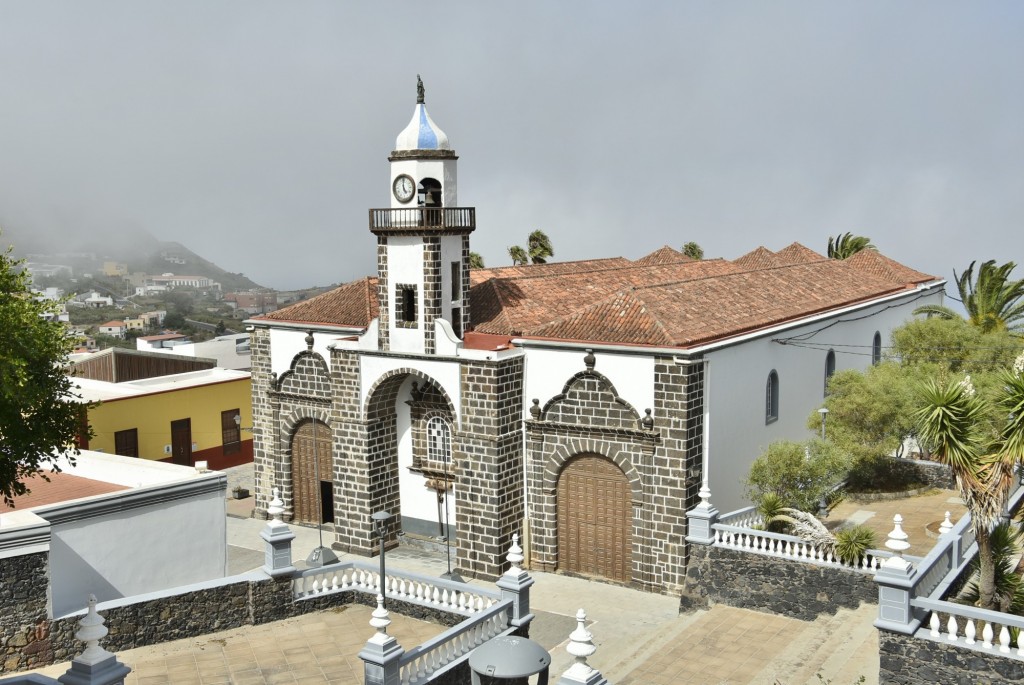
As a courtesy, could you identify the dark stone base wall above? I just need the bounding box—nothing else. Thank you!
[879,629,1024,684]
[680,545,877,621]
[898,458,954,490]
[0,552,51,672]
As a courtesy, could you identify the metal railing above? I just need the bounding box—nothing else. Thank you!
[369,207,475,231]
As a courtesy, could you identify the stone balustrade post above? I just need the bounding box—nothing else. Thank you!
[496,533,535,630]
[57,595,131,685]
[874,514,920,634]
[358,594,404,685]
[685,484,718,545]
[260,487,296,577]
[558,608,610,685]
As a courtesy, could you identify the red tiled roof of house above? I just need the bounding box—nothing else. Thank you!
[252,246,939,349]
[7,471,129,511]
[138,333,187,342]
[774,242,826,265]
[99,320,126,328]
[843,249,936,285]
[733,246,782,270]
[254,277,378,328]
[633,246,692,266]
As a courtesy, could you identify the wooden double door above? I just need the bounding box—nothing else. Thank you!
[291,420,334,524]
[557,455,632,583]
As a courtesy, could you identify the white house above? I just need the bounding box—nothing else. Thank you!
[245,83,945,592]
[97,320,127,338]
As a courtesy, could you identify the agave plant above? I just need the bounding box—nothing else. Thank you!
[833,525,877,565]
[756,492,788,533]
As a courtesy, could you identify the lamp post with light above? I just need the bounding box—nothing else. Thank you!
[371,510,393,608]
[817,407,829,441]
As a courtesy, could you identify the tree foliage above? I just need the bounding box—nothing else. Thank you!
[0,244,91,505]
[745,439,847,512]
[682,241,704,260]
[914,260,1024,333]
[468,252,485,269]
[508,229,554,266]
[827,232,875,260]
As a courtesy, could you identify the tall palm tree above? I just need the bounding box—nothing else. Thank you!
[914,260,1024,333]
[915,361,1024,610]
[526,229,554,264]
[507,245,528,266]
[682,241,704,260]
[827,232,875,260]
[468,252,485,269]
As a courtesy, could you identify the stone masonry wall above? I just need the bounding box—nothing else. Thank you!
[250,326,274,520]
[0,552,51,672]
[681,545,877,621]
[879,629,1024,684]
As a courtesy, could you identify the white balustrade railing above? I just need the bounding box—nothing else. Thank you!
[712,523,890,573]
[717,506,762,528]
[917,597,1024,657]
[397,599,513,685]
[291,561,500,617]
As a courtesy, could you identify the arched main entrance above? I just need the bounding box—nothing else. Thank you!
[557,455,633,583]
[291,419,333,524]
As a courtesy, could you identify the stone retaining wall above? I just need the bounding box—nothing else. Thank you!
[0,553,51,672]
[879,629,1024,684]
[680,545,877,621]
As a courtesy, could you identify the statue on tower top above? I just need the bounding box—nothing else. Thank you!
[416,74,425,104]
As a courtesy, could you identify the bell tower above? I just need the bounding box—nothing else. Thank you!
[370,77,474,355]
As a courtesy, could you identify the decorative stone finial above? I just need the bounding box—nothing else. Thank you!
[584,349,596,370]
[416,74,425,104]
[939,511,953,535]
[564,608,597,678]
[268,487,284,524]
[305,331,315,350]
[883,513,911,571]
[369,593,391,635]
[506,533,524,572]
[698,484,712,508]
[529,398,541,420]
[641,408,654,430]
[270,371,278,390]
[76,595,111,663]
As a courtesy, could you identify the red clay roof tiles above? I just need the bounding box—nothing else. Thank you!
[255,277,378,328]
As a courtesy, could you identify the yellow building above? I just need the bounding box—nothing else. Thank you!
[75,368,252,470]
[102,261,128,277]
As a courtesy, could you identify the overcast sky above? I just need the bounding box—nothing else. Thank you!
[1,2,1021,291]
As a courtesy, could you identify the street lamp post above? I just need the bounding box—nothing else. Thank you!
[818,407,829,441]
[371,510,393,608]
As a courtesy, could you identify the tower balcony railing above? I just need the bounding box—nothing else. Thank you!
[369,207,476,232]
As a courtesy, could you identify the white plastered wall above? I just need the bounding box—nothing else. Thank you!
[704,290,944,514]
[387,236,426,353]
[269,328,336,376]
[360,355,462,427]
[390,158,458,208]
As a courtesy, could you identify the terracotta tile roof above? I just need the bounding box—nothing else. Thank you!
[733,246,781,270]
[774,242,826,265]
[633,246,691,266]
[8,471,129,511]
[843,249,936,285]
[462,331,515,351]
[254,277,378,328]
[99,320,125,328]
[469,258,631,286]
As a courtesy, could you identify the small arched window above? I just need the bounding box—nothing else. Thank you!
[766,370,779,424]
[872,332,882,365]
[824,350,836,396]
[427,416,452,466]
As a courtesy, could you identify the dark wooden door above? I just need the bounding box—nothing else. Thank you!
[557,455,632,583]
[170,419,192,466]
[291,420,333,523]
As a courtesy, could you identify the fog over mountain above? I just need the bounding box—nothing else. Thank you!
[1,2,1021,291]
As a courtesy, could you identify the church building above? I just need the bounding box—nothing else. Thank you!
[247,83,945,592]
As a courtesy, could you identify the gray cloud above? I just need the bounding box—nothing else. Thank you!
[1,1,1021,291]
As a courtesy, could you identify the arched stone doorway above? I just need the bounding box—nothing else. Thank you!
[557,454,633,583]
[290,419,333,524]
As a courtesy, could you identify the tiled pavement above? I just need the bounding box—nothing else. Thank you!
[21,466,971,685]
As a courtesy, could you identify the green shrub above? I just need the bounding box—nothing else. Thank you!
[745,439,848,512]
[845,453,926,493]
[833,525,877,565]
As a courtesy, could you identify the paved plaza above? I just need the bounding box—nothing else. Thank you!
[21,466,971,685]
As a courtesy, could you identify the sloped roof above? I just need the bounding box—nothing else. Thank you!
[253,245,939,350]
[255,277,378,328]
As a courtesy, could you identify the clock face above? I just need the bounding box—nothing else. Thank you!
[393,174,415,203]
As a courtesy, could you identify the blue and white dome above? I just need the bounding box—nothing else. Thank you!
[395,103,451,151]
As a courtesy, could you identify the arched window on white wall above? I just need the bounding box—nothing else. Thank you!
[766,370,779,424]
[825,350,836,396]
[427,416,452,466]
[872,331,882,365]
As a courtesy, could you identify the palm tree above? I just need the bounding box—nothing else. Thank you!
[682,241,704,260]
[914,260,1024,333]
[827,232,875,260]
[508,245,528,266]
[469,252,485,269]
[526,229,554,264]
[508,230,554,266]
[915,360,1024,610]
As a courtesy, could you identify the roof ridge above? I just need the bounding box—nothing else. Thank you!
[528,289,675,346]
